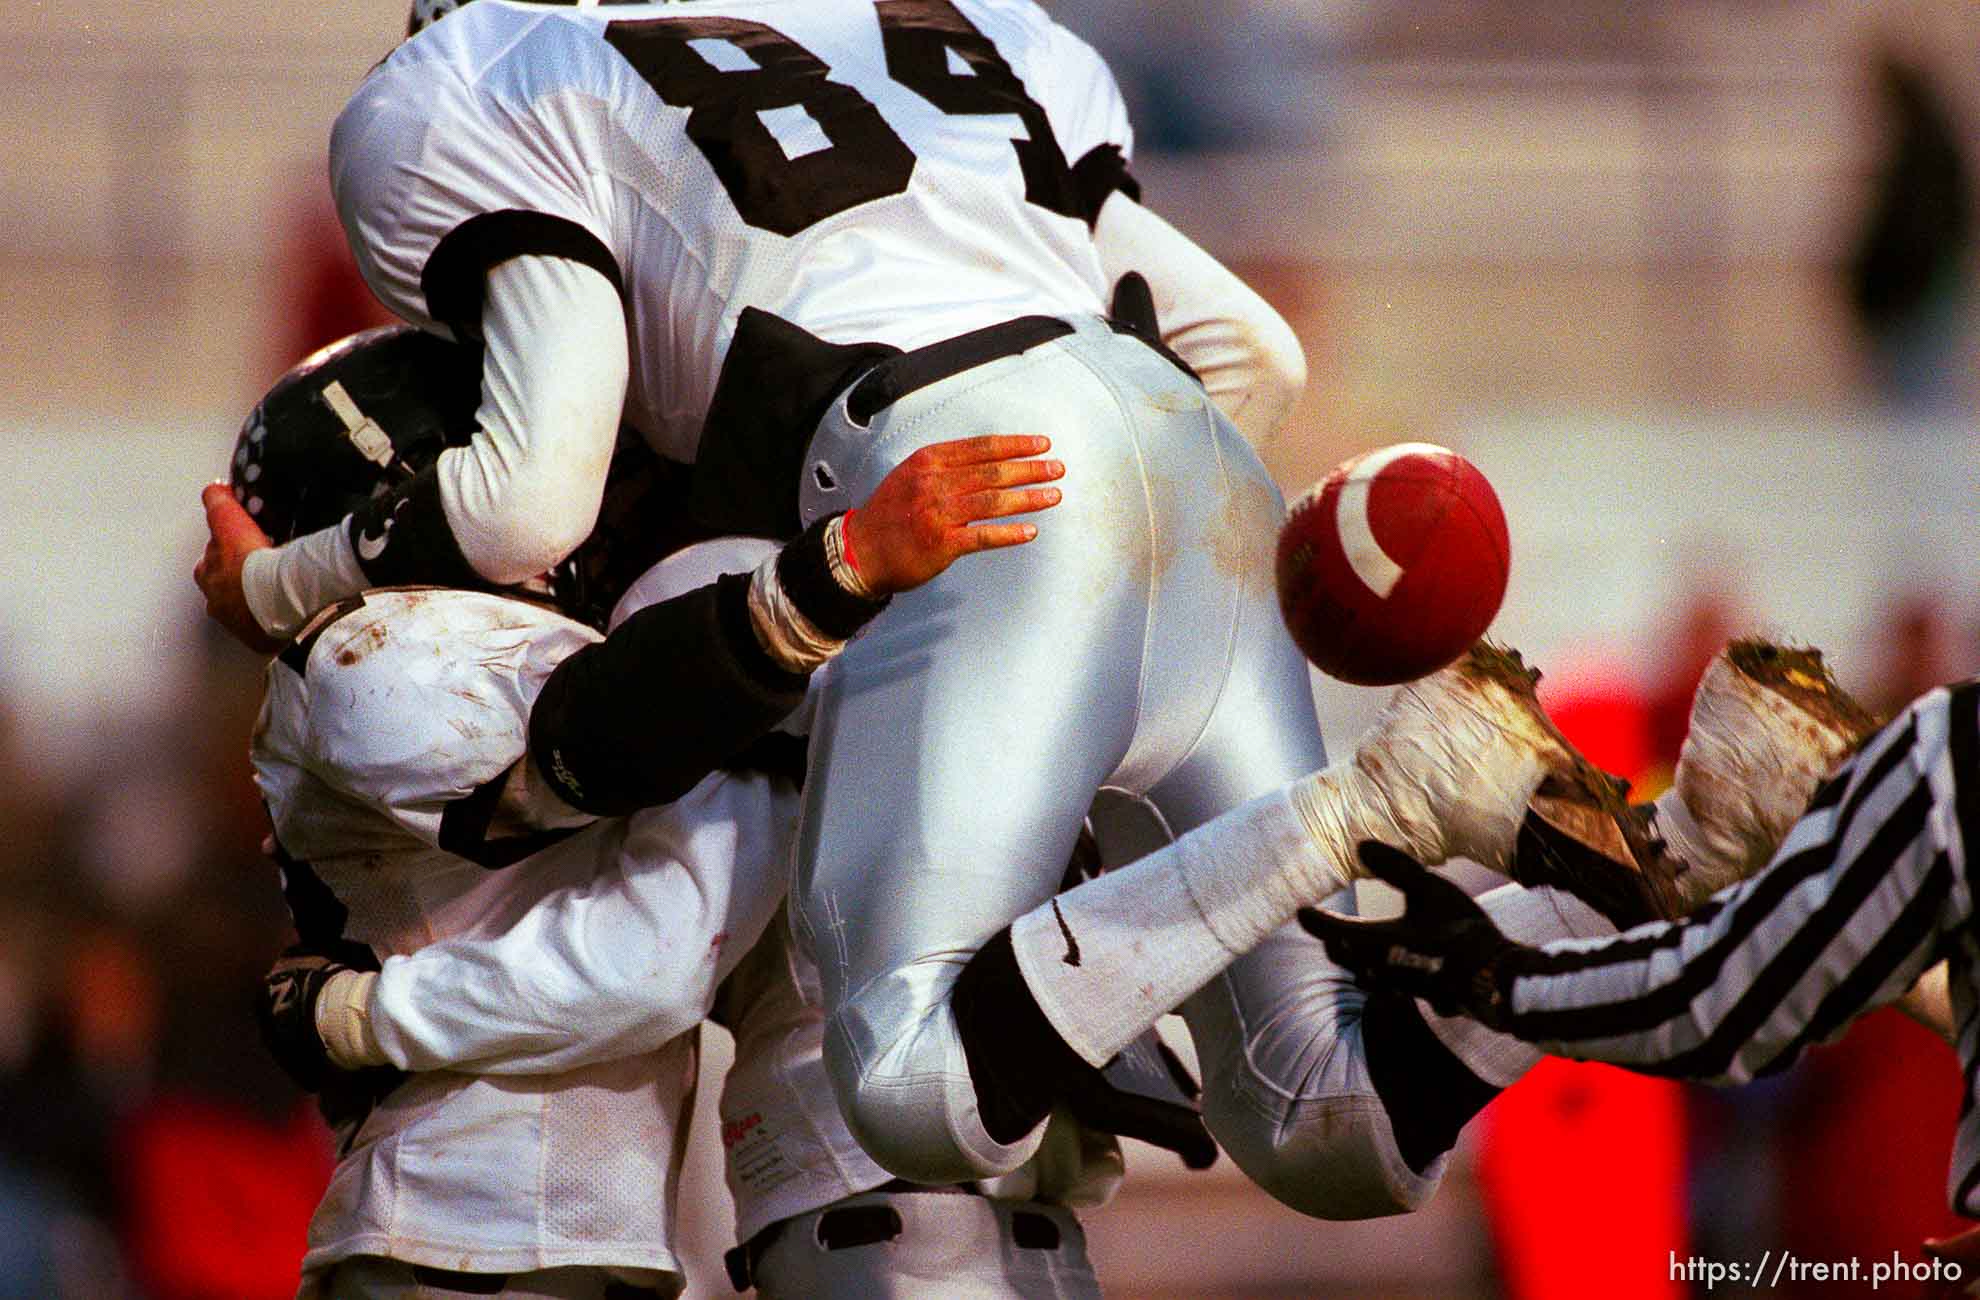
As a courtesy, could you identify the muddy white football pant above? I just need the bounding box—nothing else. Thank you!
[792,313,1330,1182]
[320,1257,676,1298]
[748,1189,1098,1300]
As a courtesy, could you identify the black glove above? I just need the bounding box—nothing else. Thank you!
[1065,1029,1219,1171]
[258,942,408,1135]
[1296,841,1531,1029]
[259,940,396,1091]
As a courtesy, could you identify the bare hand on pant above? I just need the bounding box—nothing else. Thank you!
[843,434,1064,595]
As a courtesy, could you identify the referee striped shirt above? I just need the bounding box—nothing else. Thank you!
[1502,680,1980,1212]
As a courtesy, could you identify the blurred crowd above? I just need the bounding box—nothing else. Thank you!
[0,624,326,1299]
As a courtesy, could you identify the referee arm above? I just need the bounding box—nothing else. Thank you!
[1503,681,1978,1085]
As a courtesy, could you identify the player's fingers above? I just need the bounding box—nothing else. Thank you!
[1355,840,1426,890]
[203,481,270,549]
[915,433,1052,467]
[933,457,1065,497]
[952,485,1062,523]
[201,480,236,521]
[1294,905,1387,942]
[952,521,1040,553]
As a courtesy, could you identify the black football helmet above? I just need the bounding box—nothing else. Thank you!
[230,325,484,546]
[230,324,693,630]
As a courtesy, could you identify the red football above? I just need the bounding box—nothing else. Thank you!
[1275,442,1509,686]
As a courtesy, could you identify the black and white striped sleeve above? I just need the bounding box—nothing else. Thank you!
[1500,681,1980,1087]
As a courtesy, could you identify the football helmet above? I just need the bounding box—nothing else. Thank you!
[230,324,692,630]
[231,325,482,547]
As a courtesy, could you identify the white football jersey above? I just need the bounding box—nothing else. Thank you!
[711,908,894,1243]
[253,588,702,1292]
[331,0,1134,463]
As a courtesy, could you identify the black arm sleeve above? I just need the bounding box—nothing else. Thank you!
[346,463,486,590]
[778,512,889,638]
[527,571,811,816]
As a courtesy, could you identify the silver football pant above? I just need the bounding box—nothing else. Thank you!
[1182,912,1449,1219]
[794,313,1350,1184]
[750,1190,1099,1300]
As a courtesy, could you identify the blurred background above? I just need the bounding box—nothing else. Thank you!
[5,0,1979,1295]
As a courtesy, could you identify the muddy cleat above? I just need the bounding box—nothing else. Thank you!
[1652,638,1876,909]
[1296,643,1660,902]
[1510,780,1687,929]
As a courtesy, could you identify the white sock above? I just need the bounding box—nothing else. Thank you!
[1011,785,1349,1067]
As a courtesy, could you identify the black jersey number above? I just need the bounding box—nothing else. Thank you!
[875,0,1082,221]
[604,15,916,237]
[604,1,1080,235]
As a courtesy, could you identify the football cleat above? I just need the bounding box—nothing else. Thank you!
[1309,643,1666,909]
[1654,638,1876,909]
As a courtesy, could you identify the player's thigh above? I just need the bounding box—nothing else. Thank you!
[752,1193,1099,1300]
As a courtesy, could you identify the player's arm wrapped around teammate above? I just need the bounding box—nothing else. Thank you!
[257,940,408,1130]
[314,775,796,1077]
[529,513,886,816]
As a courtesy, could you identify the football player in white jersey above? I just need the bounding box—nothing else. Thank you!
[231,325,1072,1299]
[194,0,1717,1211]
[278,0,1335,1189]
[185,0,1312,1188]
[195,0,1302,653]
[272,530,1124,1299]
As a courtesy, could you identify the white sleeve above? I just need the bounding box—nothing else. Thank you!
[437,253,629,584]
[364,775,797,1073]
[1093,193,1307,445]
[235,255,627,634]
[241,526,371,644]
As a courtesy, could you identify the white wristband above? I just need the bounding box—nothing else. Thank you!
[747,553,846,674]
[825,513,876,599]
[315,969,388,1070]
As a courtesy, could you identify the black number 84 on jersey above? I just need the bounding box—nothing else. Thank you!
[604,0,1100,236]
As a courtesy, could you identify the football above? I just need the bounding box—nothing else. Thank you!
[1275,442,1509,686]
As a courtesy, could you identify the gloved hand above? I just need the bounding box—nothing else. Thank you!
[258,944,366,1093]
[1296,841,1532,1029]
[257,942,406,1134]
